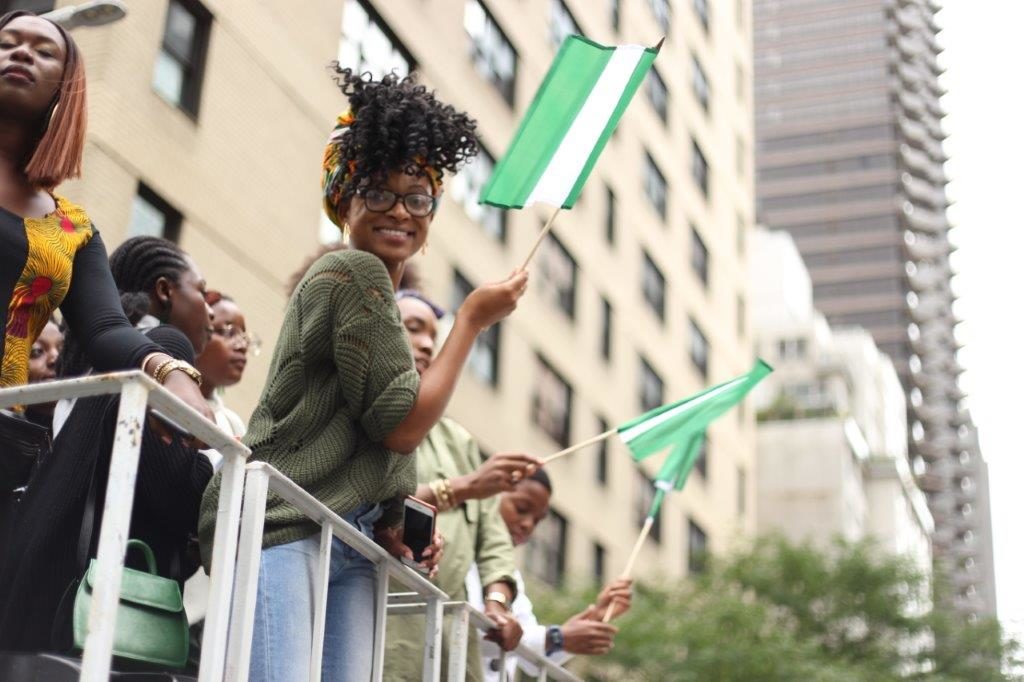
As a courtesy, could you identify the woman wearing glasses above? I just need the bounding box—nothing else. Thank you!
[199,68,527,682]
[195,291,258,456]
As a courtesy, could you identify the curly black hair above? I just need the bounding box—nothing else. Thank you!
[328,66,479,202]
[59,237,191,378]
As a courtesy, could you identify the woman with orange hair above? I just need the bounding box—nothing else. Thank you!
[0,11,211,418]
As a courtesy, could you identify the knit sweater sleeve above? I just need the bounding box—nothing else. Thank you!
[322,250,419,443]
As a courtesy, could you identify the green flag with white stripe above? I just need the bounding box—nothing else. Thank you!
[480,35,661,210]
[619,359,773,462]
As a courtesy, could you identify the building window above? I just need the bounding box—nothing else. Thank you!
[639,357,664,412]
[688,519,707,573]
[648,0,671,33]
[605,185,616,245]
[152,0,212,117]
[693,0,709,32]
[644,152,667,219]
[532,355,573,447]
[550,0,580,48]
[635,471,662,542]
[449,146,506,242]
[599,296,613,361]
[536,232,577,319]
[610,0,620,32]
[647,65,668,123]
[525,508,568,586]
[641,251,666,321]
[465,0,517,105]
[737,466,746,516]
[691,226,709,286]
[691,138,709,198]
[338,0,413,78]
[593,541,606,585]
[689,317,709,379]
[695,439,708,479]
[596,416,609,485]
[452,271,501,386]
[128,184,182,243]
[692,56,710,112]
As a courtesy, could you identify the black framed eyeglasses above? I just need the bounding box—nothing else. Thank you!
[358,187,440,217]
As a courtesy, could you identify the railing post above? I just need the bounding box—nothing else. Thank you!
[496,651,509,682]
[370,562,390,682]
[309,524,334,681]
[224,465,269,682]
[198,449,247,681]
[79,379,149,682]
[447,603,470,682]
[423,597,443,682]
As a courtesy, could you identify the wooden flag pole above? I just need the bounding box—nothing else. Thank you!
[603,516,654,622]
[542,427,617,464]
[521,209,561,270]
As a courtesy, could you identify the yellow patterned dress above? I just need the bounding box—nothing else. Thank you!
[0,195,158,388]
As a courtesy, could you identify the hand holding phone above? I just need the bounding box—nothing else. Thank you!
[401,496,437,574]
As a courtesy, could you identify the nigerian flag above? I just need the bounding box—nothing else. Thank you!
[619,360,774,520]
[480,35,661,210]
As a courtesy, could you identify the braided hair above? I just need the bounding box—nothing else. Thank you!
[59,237,191,377]
[322,67,479,221]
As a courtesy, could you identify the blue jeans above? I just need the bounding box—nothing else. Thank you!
[248,503,383,682]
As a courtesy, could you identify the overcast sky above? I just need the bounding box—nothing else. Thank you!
[936,2,1023,635]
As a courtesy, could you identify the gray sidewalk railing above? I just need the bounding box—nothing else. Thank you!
[1,372,583,682]
[0,371,250,682]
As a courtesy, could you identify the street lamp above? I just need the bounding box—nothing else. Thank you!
[42,0,127,30]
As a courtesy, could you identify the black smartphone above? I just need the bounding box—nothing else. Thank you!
[401,496,437,572]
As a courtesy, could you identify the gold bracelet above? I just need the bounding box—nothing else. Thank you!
[154,359,203,387]
[431,479,450,511]
[441,478,455,508]
[150,358,177,383]
[140,352,164,375]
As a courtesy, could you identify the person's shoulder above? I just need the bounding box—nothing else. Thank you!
[434,417,479,451]
[52,194,95,236]
[144,325,196,364]
[302,249,393,298]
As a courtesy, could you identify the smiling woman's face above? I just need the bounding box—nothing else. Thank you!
[343,170,434,272]
[0,15,66,121]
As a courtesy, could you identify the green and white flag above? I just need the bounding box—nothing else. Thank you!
[480,35,661,210]
[618,359,773,462]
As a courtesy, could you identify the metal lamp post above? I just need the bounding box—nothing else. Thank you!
[42,0,127,30]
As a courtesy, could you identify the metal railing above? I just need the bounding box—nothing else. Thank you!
[0,371,250,682]
[229,462,582,682]
[388,597,583,682]
[1,372,583,682]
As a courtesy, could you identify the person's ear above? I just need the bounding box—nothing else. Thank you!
[153,277,174,319]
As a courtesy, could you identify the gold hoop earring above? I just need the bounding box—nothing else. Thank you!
[40,99,60,136]
[342,223,350,242]
[421,239,429,256]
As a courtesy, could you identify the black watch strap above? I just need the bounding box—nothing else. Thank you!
[546,625,565,655]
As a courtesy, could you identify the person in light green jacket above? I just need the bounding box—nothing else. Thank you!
[383,290,543,681]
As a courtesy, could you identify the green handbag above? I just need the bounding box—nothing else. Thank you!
[72,539,189,668]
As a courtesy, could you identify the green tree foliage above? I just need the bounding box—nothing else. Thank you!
[531,536,1020,681]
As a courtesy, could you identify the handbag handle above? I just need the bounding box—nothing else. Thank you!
[125,539,158,575]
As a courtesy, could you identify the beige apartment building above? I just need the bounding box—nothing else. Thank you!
[30,0,755,589]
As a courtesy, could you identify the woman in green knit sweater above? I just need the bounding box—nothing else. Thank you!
[198,69,527,682]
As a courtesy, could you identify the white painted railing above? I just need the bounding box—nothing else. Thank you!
[1,372,583,682]
[0,371,249,682]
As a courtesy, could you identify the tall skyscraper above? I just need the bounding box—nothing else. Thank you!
[753,0,995,617]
